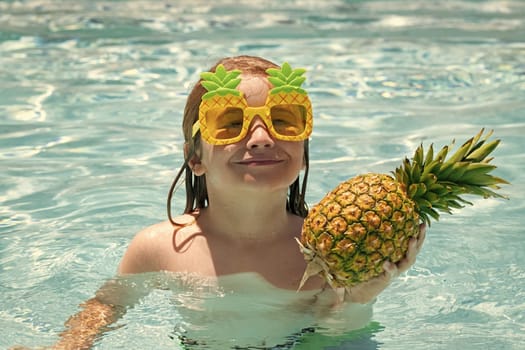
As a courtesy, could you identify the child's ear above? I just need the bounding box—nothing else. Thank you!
[184,143,206,176]
[188,156,206,176]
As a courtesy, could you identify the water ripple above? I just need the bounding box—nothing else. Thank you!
[1,1,525,349]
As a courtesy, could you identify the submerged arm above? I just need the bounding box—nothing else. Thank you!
[55,225,169,348]
[52,275,149,350]
[53,296,124,350]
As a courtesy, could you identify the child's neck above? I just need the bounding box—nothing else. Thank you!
[199,191,296,243]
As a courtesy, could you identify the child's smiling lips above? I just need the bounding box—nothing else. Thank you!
[235,157,284,166]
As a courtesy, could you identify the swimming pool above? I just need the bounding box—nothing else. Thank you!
[1,0,524,349]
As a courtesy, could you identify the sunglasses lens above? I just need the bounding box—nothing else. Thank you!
[270,104,307,137]
[206,107,244,140]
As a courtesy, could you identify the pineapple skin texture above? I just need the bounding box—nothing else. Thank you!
[300,173,420,287]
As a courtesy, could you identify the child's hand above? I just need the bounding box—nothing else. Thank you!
[395,223,426,275]
[345,223,426,304]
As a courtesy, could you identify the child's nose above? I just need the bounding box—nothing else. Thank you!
[245,116,275,148]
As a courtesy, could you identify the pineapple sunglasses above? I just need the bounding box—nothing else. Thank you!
[191,62,313,146]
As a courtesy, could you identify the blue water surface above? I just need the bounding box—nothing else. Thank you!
[1,1,524,349]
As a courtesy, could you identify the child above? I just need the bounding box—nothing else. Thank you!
[22,55,425,349]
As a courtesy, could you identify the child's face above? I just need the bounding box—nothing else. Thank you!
[196,74,306,193]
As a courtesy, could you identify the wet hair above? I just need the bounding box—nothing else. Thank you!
[167,55,310,224]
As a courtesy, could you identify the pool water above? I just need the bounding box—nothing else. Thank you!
[1,0,524,349]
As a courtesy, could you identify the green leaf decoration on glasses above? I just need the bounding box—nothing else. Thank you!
[266,62,308,95]
[200,64,242,100]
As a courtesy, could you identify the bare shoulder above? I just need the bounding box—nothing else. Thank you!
[117,221,173,274]
[127,221,174,248]
[129,213,198,243]
[118,214,200,275]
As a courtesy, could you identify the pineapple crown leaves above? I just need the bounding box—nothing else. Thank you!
[200,64,242,100]
[393,128,510,225]
[265,62,308,95]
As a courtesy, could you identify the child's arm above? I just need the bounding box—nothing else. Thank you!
[51,227,164,349]
[52,296,124,350]
[54,276,149,350]
[11,275,149,350]
[10,279,135,350]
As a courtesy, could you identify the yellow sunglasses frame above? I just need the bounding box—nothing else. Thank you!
[192,92,313,146]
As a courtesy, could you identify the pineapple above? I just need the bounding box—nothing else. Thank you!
[297,129,509,293]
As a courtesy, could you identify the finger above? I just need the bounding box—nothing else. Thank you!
[417,223,427,250]
[406,236,418,260]
[396,255,412,274]
[383,260,399,280]
[396,239,418,273]
[410,235,419,251]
